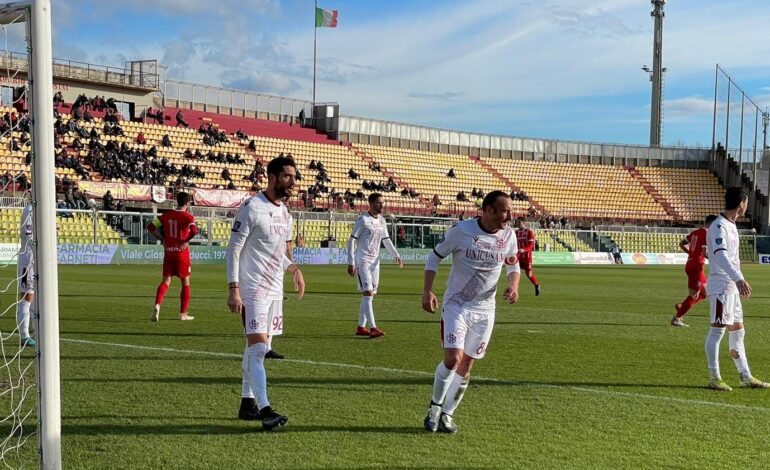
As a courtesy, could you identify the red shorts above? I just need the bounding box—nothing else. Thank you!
[685,263,705,291]
[163,257,191,278]
[518,254,533,272]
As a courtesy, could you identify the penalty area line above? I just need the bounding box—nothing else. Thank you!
[61,337,770,414]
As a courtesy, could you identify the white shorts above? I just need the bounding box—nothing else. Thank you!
[709,294,743,326]
[17,258,34,294]
[242,299,284,336]
[441,304,495,359]
[356,263,380,294]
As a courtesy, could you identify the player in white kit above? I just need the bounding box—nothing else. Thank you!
[347,192,403,337]
[226,156,306,430]
[16,203,35,348]
[421,191,521,433]
[704,187,768,391]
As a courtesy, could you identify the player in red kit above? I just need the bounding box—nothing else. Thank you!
[147,192,198,321]
[671,215,717,327]
[515,217,541,296]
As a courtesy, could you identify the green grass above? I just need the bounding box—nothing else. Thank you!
[4,263,770,468]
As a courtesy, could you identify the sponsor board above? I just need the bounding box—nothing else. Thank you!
[533,252,575,265]
[759,254,770,265]
[572,252,614,265]
[620,253,660,265]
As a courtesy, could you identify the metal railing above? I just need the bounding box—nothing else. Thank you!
[0,50,160,89]
[339,114,711,165]
[162,80,313,123]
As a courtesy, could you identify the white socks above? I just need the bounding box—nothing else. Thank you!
[705,327,725,379]
[16,300,30,339]
[728,328,750,377]
[243,342,269,409]
[431,361,456,405]
[442,374,469,416]
[360,296,375,328]
[241,346,255,399]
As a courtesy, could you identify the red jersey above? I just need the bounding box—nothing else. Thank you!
[685,227,707,266]
[516,228,535,254]
[151,210,197,260]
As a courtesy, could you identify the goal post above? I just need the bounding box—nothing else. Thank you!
[0,0,61,468]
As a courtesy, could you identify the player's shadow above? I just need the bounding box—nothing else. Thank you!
[61,423,423,436]
[65,376,430,387]
[61,330,240,338]
[494,321,666,327]
[486,379,707,390]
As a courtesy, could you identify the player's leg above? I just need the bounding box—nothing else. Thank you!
[438,311,493,433]
[706,295,730,391]
[265,300,285,359]
[238,344,259,420]
[152,260,172,321]
[242,299,288,430]
[673,269,705,326]
[355,264,370,335]
[179,274,193,320]
[425,309,464,432]
[728,298,770,388]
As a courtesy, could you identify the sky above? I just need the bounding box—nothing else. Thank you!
[8,0,770,147]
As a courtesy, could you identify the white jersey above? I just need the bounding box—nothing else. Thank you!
[226,193,293,301]
[19,204,33,267]
[347,212,399,266]
[706,214,743,296]
[433,218,518,311]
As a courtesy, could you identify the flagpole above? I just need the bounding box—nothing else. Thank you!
[312,0,317,112]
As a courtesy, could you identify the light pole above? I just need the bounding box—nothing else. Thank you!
[648,0,666,147]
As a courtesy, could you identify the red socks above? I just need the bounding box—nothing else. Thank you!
[155,283,169,306]
[528,274,539,286]
[181,285,191,314]
[676,289,706,318]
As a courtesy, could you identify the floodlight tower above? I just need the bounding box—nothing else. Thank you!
[649,0,665,147]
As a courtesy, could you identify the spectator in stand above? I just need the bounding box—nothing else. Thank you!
[298,108,306,126]
[295,168,302,181]
[308,159,318,170]
[447,168,456,178]
[236,128,247,140]
[103,190,115,211]
[162,134,172,147]
[471,188,478,198]
[457,191,467,202]
[83,109,94,123]
[221,168,232,181]
[432,194,442,207]
[248,139,257,151]
[176,110,189,128]
[348,168,359,180]
[53,91,64,105]
[227,181,237,190]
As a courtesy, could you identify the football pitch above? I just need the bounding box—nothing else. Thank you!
[4,263,770,469]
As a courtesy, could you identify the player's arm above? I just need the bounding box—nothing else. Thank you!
[180,218,198,250]
[382,236,403,268]
[504,238,521,304]
[679,237,690,254]
[346,217,364,276]
[423,225,457,313]
[146,217,164,243]
[226,205,253,314]
[281,255,304,300]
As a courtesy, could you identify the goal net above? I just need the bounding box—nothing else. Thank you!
[0,1,61,469]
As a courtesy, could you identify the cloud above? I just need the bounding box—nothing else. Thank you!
[222,72,302,96]
[408,91,465,101]
[664,96,714,117]
[543,3,642,39]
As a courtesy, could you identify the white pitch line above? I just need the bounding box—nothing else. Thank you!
[62,337,770,414]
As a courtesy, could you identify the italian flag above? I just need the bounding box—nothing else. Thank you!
[315,7,338,28]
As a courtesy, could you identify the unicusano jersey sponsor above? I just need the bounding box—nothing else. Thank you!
[433,218,518,311]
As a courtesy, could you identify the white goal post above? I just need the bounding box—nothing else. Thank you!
[0,1,61,469]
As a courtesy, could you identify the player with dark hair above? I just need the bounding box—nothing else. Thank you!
[347,192,403,337]
[704,187,768,391]
[514,217,540,296]
[147,191,198,321]
[227,156,305,430]
[671,214,717,327]
[422,190,520,433]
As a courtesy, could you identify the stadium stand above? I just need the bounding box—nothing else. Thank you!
[634,167,724,222]
[0,208,126,244]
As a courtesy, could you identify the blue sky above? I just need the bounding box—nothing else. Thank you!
[15,0,770,147]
